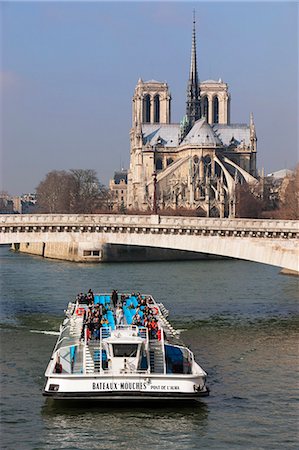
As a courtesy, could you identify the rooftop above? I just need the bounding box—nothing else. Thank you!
[181,118,222,146]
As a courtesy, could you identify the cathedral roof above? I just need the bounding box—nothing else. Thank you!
[201,80,221,84]
[201,79,221,84]
[181,117,222,146]
[144,79,164,84]
[213,124,251,146]
[142,124,179,147]
[267,169,293,179]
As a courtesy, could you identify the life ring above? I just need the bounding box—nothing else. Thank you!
[75,307,85,316]
[152,307,159,315]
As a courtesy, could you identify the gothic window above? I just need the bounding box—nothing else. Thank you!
[213,96,219,124]
[156,158,163,171]
[143,95,151,123]
[154,95,160,123]
[202,96,209,120]
[167,158,174,166]
[203,155,211,178]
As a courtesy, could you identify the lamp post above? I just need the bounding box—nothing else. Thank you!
[152,171,158,215]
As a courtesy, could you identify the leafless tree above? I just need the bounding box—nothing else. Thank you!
[275,165,299,219]
[235,183,264,218]
[36,169,109,213]
[69,169,107,213]
[36,171,76,213]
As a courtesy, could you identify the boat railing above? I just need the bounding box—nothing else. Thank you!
[161,327,166,374]
[101,327,111,339]
[138,326,149,344]
[83,325,87,373]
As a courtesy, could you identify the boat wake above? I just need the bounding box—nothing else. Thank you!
[30,330,60,336]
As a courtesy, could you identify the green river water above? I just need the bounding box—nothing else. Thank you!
[0,246,298,449]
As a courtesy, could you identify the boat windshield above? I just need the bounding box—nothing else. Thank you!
[112,344,138,357]
[53,323,79,353]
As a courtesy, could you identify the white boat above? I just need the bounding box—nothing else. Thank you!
[43,292,209,402]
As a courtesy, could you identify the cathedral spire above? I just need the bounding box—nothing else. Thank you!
[186,10,201,127]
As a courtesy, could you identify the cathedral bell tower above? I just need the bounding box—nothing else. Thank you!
[132,78,171,127]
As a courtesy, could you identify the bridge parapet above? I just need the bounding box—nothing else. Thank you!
[1,214,298,234]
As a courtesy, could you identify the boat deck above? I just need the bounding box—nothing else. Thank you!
[43,292,209,399]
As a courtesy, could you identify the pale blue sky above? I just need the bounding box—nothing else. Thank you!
[1,1,298,195]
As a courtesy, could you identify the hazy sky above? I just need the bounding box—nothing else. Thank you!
[1,1,298,195]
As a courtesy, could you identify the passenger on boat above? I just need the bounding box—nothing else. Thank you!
[99,303,107,316]
[101,317,109,326]
[86,306,92,319]
[86,324,91,341]
[132,312,142,326]
[93,320,102,340]
[148,318,159,339]
[115,306,124,326]
[111,289,118,308]
[140,298,146,307]
[87,291,94,306]
[54,357,62,373]
[77,292,84,303]
[143,305,150,316]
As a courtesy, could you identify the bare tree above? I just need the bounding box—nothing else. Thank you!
[36,169,109,214]
[235,183,264,218]
[70,169,107,213]
[275,165,299,219]
[36,171,76,213]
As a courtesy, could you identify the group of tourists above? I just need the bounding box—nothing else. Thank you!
[77,290,108,341]
[130,303,160,339]
[76,289,95,306]
[77,289,161,341]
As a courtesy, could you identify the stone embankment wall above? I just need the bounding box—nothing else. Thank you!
[17,242,101,262]
[15,242,219,263]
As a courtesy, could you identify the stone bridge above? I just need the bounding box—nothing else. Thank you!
[0,214,298,272]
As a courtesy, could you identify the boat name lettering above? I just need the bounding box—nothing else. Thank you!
[150,385,180,391]
[92,382,147,391]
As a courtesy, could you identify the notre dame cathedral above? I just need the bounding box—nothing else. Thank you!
[114,15,258,218]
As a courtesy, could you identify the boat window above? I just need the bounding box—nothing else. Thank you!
[112,344,138,357]
[165,345,192,374]
[138,345,148,370]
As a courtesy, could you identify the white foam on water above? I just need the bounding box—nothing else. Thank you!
[30,330,60,335]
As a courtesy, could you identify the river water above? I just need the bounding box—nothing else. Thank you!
[0,246,298,449]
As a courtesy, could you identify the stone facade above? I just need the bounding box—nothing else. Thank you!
[125,17,257,218]
[200,79,230,125]
[109,170,128,211]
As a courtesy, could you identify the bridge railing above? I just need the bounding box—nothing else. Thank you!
[0,214,298,233]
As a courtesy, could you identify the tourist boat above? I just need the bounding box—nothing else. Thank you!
[43,292,209,401]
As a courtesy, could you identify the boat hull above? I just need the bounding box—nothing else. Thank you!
[43,374,209,401]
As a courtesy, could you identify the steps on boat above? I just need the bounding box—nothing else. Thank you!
[85,343,102,374]
[158,315,179,339]
[157,302,169,318]
[149,341,164,374]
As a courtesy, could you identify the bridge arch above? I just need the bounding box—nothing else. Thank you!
[0,214,298,272]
